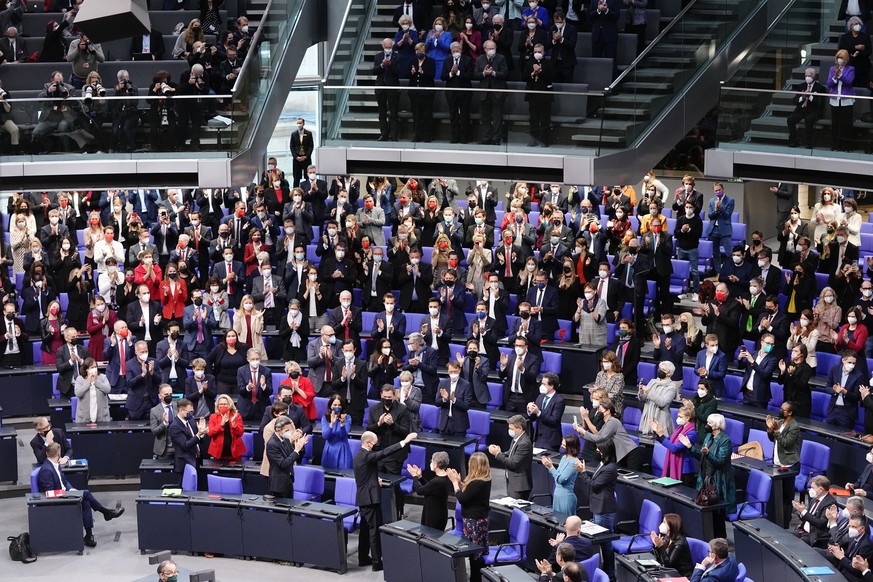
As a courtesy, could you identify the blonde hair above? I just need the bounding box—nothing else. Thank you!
[215,394,237,414]
[679,312,698,342]
[284,360,302,374]
[461,452,492,489]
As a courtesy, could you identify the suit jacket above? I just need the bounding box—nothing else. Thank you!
[398,262,435,310]
[837,534,873,582]
[589,0,620,43]
[826,366,863,425]
[55,342,91,398]
[855,465,873,499]
[237,366,273,421]
[525,285,560,338]
[30,429,72,464]
[497,433,533,497]
[150,400,178,456]
[130,29,165,60]
[790,80,827,117]
[694,349,728,397]
[330,357,369,415]
[36,460,73,493]
[21,286,56,335]
[462,355,492,406]
[704,195,735,239]
[500,351,543,407]
[701,299,742,358]
[156,339,190,385]
[796,493,838,547]
[436,377,474,434]
[739,352,780,406]
[530,392,566,451]
[209,259,246,305]
[372,49,401,85]
[102,334,136,389]
[549,22,578,68]
[640,231,674,277]
[441,52,475,87]
[73,374,111,423]
[361,260,394,309]
[371,311,407,359]
[474,53,509,90]
[265,433,302,497]
[689,556,740,582]
[421,314,453,365]
[289,128,314,159]
[168,414,202,472]
[0,316,28,357]
[251,274,288,311]
[354,441,408,506]
[306,338,343,395]
[327,305,363,352]
[507,317,543,356]
[150,221,179,257]
[126,356,162,418]
[0,35,26,63]
[769,418,801,466]
[467,316,501,365]
[126,300,165,348]
[182,304,216,352]
[820,241,860,277]
[403,346,441,404]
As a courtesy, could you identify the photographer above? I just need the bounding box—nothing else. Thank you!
[176,64,209,151]
[32,71,77,153]
[80,71,109,152]
[65,34,104,90]
[148,70,177,152]
[0,80,20,154]
[112,69,140,153]
[186,41,221,92]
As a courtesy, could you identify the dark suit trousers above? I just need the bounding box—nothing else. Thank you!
[375,89,400,139]
[480,94,507,142]
[528,96,552,144]
[553,65,575,84]
[291,157,311,186]
[80,489,106,529]
[410,93,434,141]
[446,92,472,141]
[358,503,383,564]
[787,108,820,146]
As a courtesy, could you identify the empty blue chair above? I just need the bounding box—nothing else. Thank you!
[687,537,709,564]
[810,392,830,422]
[314,397,329,419]
[736,562,747,582]
[592,569,609,582]
[293,465,325,501]
[401,445,426,494]
[241,432,254,461]
[207,474,243,494]
[611,499,661,554]
[651,442,667,476]
[669,260,690,295]
[181,464,197,491]
[541,351,561,373]
[729,468,772,521]
[581,554,600,582]
[767,382,783,413]
[420,403,440,433]
[30,468,40,493]
[466,409,491,454]
[450,500,463,536]
[723,418,745,452]
[333,477,359,532]
[795,441,830,493]
[70,397,78,420]
[622,407,642,431]
[723,375,743,402]
[32,343,42,365]
[482,508,530,565]
[746,428,774,461]
[815,352,842,378]
[487,382,504,410]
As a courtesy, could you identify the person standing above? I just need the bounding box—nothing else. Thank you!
[150,384,177,461]
[354,430,418,571]
[448,452,492,582]
[576,441,619,581]
[289,118,314,186]
[474,40,508,145]
[442,41,474,143]
[407,451,454,530]
[541,433,580,515]
[488,414,533,500]
[524,43,553,147]
[265,416,309,499]
[365,384,412,474]
[372,38,401,141]
[766,401,801,528]
[785,70,826,149]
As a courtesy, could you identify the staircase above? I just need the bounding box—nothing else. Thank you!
[571,0,755,150]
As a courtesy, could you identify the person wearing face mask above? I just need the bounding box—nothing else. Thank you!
[317,242,356,309]
[178,289,215,361]
[499,336,543,413]
[825,350,863,429]
[650,406,697,487]
[778,344,814,418]
[155,320,190,393]
[474,39,509,144]
[737,332,780,408]
[183,358,217,418]
[369,293,405,360]
[211,245,246,307]
[436,360,474,435]
[574,439,619,577]
[169,398,208,475]
[366,384,412,476]
[688,413,737,515]
[693,334,728,400]
[589,0,620,63]
[405,451,453,531]
[649,513,694,577]
[523,42,554,147]
[38,208,71,260]
[828,49,857,151]
[126,340,162,420]
[822,227,860,281]
[158,261,188,322]
[235,346,273,423]
[150,384,177,460]
[763,401,801,526]
[372,37,402,141]
[205,393,246,463]
[814,285,843,353]
[792,474,838,548]
[327,339,367,420]
[835,306,869,375]
[825,515,873,581]
[232,293,266,358]
[441,40,475,143]
[398,247,434,314]
[487,414,533,501]
[402,332,440,404]
[786,67,827,148]
[704,182,736,276]
[523,372,565,451]
[508,301,544,360]
[638,360,680,436]
[305,325,343,397]
[700,283,741,362]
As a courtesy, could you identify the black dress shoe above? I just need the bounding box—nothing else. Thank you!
[372,562,384,572]
[377,135,388,142]
[103,506,125,521]
[450,138,459,143]
[84,534,97,547]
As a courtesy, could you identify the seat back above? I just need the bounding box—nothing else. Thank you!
[207,474,242,494]
[509,508,531,546]
[815,352,842,378]
[581,554,601,582]
[637,362,657,383]
[746,428,774,461]
[723,418,745,452]
[70,396,78,420]
[487,382,503,410]
[349,439,363,458]
[401,445,426,493]
[736,562,747,582]
[687,537,709,564]
[451,500,464,536]
[622,407,642,431]
[241,432,254,461]
[334,476,357,509]
[182,463,198,491]
[651,442,667,476]
[795,440,830,492]
[30,468,40,493]
[420,403,440,433]
[639,499,662,535]
[723,375,743,402]
[293,465,325,501]
[810,392,830,421]
[314,396,329,419]
[466,409,491,454]
[592,569,609,582]
[745,469,773,514]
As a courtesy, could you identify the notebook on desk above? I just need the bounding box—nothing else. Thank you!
[801,567,834,575]
[649,477,683,488]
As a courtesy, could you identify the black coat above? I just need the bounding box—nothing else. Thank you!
[354,441,407,506]
[653,534,695,578]
[265,433,301,498]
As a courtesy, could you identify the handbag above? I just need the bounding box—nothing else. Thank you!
[8,533,37,563]
[695,454,721,506]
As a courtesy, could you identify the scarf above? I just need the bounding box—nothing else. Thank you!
[287,309,302,347]
[664,421,695,478]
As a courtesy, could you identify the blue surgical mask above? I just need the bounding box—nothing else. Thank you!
[185,412,194,420]
[508,429,517,438]
[332,406,343,414]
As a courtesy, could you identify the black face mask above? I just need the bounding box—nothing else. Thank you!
[220,231,230,239]
[657,370,668,379]
[193,298,203,306]
[628,247,638,255]
[4,314,13,321]
[382,398,393,408]
[777,411,787,419]
[467,351,478,360]
[289,370,300,379]
[282,396,293,406]
[519,311,530,320]
[170,331,179,341]
[163,395,173,404]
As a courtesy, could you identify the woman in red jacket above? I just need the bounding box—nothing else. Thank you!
[207,394,246,461]
[242,228,271,276]
[281,360,316,420]
[159,262,188,319]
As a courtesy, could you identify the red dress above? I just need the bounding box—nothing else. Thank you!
[281,377,317,420]
[41,319,63,365]
[86,309,118,361]
[207,412,246,461]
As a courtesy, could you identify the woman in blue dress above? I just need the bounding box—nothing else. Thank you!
[320,393,353,469]
[541,433,580,515]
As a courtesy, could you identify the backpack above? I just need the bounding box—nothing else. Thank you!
[8,533,37,563]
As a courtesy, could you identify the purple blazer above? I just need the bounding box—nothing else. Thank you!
[827,64,856,99]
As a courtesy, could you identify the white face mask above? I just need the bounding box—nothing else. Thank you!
[410,257,420,265]
[429,307,439,317]
[823,194,832,202]
[749,286,758,296]
[449,373,460,381]
[698,388,708,398]
[732,255,742,265]
[602,362,612,371]
[676,417,687,426]
[262,269,271,278]
[658,523,669,535]
[805,75,814,84]
[434,24,444,32]
[401,381,411,389]
[591,399,601,409]
[824,295,835,304]
[244,302,254,311]
[527,22,537,30]
[514,347,525,356]
[685,208,695,217]
[864,289,873,298]
[846,363,856,372]
[137,352,148,362]
[599,270,609,279]
[838,58,845,66]
[141,293,150,303]
[849,316,858,325]
[344,352,355,361]
[401,24,410,30]
[662,325,672,334]
[194,370,204,379]
[849,527,862,539]
[340,300,352,309]
[49,216,58,225]
[538,384,548,394]
[808,487,818,500]
[799,318,809,328]
[385,304,395,313]
[584,292,594,301]
[707,345,718,354]
[465,22,473,29]
[526,264,536,272]
[486,49,496,58]
[309,273,318,281]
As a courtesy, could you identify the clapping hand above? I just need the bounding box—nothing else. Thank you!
[853,555,869,573]
[548,532,566,547]
[446,468,461,484]
[488,444,501,456]
[407,463,423,479]
[535,559,553,576]
[574,459,586,474]
[541,455,554,470]
[829,543,846,560]
[677,434,692,448]
[791,499,805,512]
[650,530,664,547]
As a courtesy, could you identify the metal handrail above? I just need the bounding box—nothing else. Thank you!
[607,0,698,91]
[321,0,357,83]
[230,0,273,94]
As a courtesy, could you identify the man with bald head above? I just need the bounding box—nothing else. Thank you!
[372,38,400,141]
[354,430,418,571]
[546,515,595,570]
[327,290,362,354]
[787,67,826,148]
[475,39,509,144]
[306,325,342,396]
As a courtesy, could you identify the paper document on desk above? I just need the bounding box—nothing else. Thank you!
[533,447,547,456]
[108,394,127,401]
[493,497,533,508]
[579,520,608,535]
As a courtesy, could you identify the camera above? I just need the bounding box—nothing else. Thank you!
[52,82,70,99]
[193,75,205,90]
[119,79,135,96]
[83,84,106,103]
[159,82,171,95]
[0,88,7,100]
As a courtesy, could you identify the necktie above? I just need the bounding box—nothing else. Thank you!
[404,3,410,15]
[542,394,551,411]
[196,309,204,343]
[325,347,332,381]
[746,295,757,332]
[72,348,79,379]
[264,278,274,309]
[235,219,241,243]
[802,84,811,107]
[119,340,126,375]
[505,247,512,277]
[625,263,634,288]
[7,321,15,352]
[344,309,350,339]
[226,262,233,294]
[251,369,258,403]
[597,278,604,298]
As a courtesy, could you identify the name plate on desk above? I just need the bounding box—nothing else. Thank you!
[67,459,87,467]
[801,567,834,575]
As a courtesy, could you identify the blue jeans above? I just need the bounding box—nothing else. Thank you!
[710,234,733,273]
[677,247,700,292]
[594,512,616,581]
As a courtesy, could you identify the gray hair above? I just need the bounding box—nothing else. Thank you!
[408,332,424,347]
[117,69,129,82]
[156,560,176,575]
[274,416,293,431]
[431,451,450,469]
[191,64,205,74]
[709,538,729,559]
[247,348,262,358]
[658,360,676,377]
[849,16,864,27]
[847,496,866,513]
[508,414,527,430]
[707,413,726,431]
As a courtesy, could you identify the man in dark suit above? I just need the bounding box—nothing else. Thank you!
[300,166,329,225]
[467,180,499,226]
[754,247,783,297]
[546,516,594,570]
[220,202,251,261]
[475,40,509,145]
[403,332,440,405]
[327,290,363,354]
[103,321,135,393]
[289,117,315,185]
[372,38,401,141]
[55,327,90,399]
[355,430,418,571]
[155,320,189,391]
[610,318,642,386]
[527,372,566,452]
[467,301,501,365]
[361,253,394,313]
[524,44,554,147]
[236,348,273,422]
[689,538,740,582]
[738,333,780,408]
[37,442,124,547]
[771,181,799,234]
[265,416,309,499]
[398,247,434,313]
[640,217,674,318]
[168,398,208,473]
[495,231,525,292]
[793,475,838,548]
[150,385,177,460]
[38,209,70,257]
[549,11,578,83]
[365,384,412,474]
[128,189,160,227]
[787,67,827,148]
[825,514,873,582]
[589,0,620,61]
[755,295,790,360]
[500,336,543,413]
[821,226,860,280]
[508,303,543,357]
[652,313,686,380]
[318,244,357,308]
[700,282,742,361]
[126,340,162,421]
[21,276,55,335]
[0,29,26,63]
[130,28,165,60]
[126,284,164,356]
[826,351,863,429]
[194,189,224,235]
[525,272,560,348]
[30,417,72,464]
[150,209,179,271]
[391,0,431,33]
[182,289,216,361]
[259,385,313,435]
[442,42,474,143]
[210,246,246,308]
[438,271,468,336]
[183,212,212,277]
[461,338,492,408]
[371,293,407,359]
[331,340,369,424]
[695,334,728,398]
[489,414,533,500]
[0,301,27,367]
[436,361,474,435]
